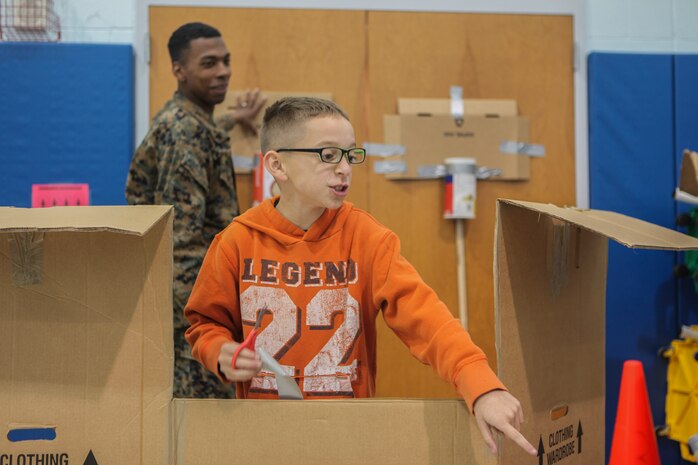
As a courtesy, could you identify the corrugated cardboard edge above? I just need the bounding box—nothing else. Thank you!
[499,199,698,250]
[0,205,173,236]
[141,208,175,465]
[168,398,497,465]
[493,201,506,387]
[398,98,518,116]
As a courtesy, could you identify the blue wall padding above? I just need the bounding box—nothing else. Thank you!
[0,43,133,207]
[588,52,680,464]
[674,55,698,327]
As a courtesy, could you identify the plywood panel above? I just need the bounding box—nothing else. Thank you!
[149,7,369,212]
[149,8,575,399]
[367,12,575,398]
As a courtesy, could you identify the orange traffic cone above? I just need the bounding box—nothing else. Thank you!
[609,360,661,465]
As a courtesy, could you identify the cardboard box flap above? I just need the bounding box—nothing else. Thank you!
[0,205,172,236]
[501,199,698,250]
[679,149,698,197]
[398,98,517,116]
[495,199,607,464]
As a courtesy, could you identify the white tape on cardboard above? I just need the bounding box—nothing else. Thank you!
[499,141,546,157]
[232,155,259,170]
[374,160,407,174]
[476,167,503,180]
[364,142,406,157]
[417,164,447,178]
[450,86,464,121]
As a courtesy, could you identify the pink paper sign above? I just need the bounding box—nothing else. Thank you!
[32,184,90,208]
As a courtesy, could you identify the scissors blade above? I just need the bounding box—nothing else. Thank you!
[253,310,265,330]
[257,348,304,400]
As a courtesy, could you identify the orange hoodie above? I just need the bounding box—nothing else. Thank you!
[185,198,504,409]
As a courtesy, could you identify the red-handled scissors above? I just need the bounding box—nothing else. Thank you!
[231,311,264,370]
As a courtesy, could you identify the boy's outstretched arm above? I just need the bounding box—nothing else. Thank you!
[472,390,537,456]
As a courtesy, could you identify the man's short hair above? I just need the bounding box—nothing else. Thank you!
[260,97,350,154]
[168,22,221,63]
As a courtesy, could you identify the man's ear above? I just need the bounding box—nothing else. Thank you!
[172,61,186,83]
[264,151,288,182]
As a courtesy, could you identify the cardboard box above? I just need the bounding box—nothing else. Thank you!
[171,200,698,465]
[494,199,698,465]
[4,201,698,465]
[384,114,531,181]
[0,206,173,465]
[381,98,530,181]
[679,149,698,197]
[214,90,333,173]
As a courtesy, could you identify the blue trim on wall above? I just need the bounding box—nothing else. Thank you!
[674,55,698,328]
[589,52,681,465]
[0,42,133,207]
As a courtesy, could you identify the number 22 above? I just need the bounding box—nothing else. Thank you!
[240,286,360,396]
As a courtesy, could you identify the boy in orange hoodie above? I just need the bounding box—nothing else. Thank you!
[184,97,537,456]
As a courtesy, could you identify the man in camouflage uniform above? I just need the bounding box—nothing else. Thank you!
[125,22,264,398]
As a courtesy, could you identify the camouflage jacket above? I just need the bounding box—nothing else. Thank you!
[126,92,239,329]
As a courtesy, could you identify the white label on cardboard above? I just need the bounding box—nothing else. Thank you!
[536,420,585,465]
[364,142,406,157]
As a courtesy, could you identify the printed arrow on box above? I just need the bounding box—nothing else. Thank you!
[83,450,98,465]
[577,420,583,453]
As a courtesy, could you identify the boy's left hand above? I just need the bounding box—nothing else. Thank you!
[472,390,537,456]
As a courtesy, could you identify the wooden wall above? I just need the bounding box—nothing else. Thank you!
[149,7,575,398]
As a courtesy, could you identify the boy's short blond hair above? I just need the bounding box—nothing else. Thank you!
[260,97,350,154]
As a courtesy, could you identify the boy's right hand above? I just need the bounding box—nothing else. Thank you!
[472,390,537,456]
[218,342,262,382]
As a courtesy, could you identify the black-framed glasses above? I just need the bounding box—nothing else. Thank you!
[276,147,366,164]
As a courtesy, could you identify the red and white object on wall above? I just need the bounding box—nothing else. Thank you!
[443,157,477,331]
[443,157,476,220]
[32,183,89,207]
